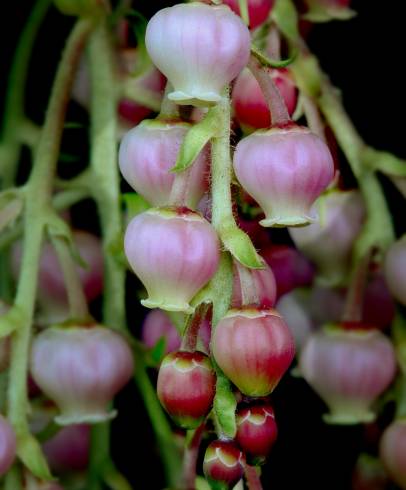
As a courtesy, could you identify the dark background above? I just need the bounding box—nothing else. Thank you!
[1,1,405,489]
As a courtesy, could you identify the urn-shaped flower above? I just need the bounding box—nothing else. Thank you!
[157,350,216,428]
[236,403,278,460]
[146,2,251,106]
[233,126,334,227]
[124,207,220,314]
[119,120,209,209]
[299,326,397,424]
[290,190,365,286]
[212,308,295,396]
[203,440,245,489]
[30,325,134,425]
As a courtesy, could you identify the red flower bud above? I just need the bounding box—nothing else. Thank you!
[203,440,245,489]
[157,350,216,429]
[212,308,295,396]
[236,404,277,459]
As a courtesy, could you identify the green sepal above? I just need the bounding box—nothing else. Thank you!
[18,432,53,481]
[171,109,220,173]
[213,370,237,438]
[272,0,300,42]
[220,224,264,269]
[122,192,150,221]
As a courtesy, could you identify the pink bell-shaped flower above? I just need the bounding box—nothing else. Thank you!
[384,235,406,306]
[145,2,251,106]
[299,325,397,424]
[379,420,406,489]
[233,68,297,131]
[233,125,334,227]
[0,414,16,477]
[124,207,220,314]
[212,308,295,396]
[290,190,365,286]
[118,120,209,208]
[30,325,134,425]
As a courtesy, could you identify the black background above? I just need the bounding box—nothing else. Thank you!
[1,1,405,489]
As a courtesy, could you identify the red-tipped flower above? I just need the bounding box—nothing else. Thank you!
[212,308,295,396]
[203,440,245,489]
[157,350,216,429]
[236,403,278,460]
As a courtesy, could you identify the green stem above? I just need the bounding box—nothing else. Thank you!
[0,0,51,188]
[88,19,126,332]
[210,88,235,233]
[87,17,130,490]
[133,349,182,488]
[4,17,93,482]
[4,465,22,490]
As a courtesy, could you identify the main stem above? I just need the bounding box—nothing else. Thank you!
[5,17,93,483]
[88,19,181,489]
[0,0,51,188]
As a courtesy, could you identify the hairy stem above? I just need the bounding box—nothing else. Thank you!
[5,17,93,484]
